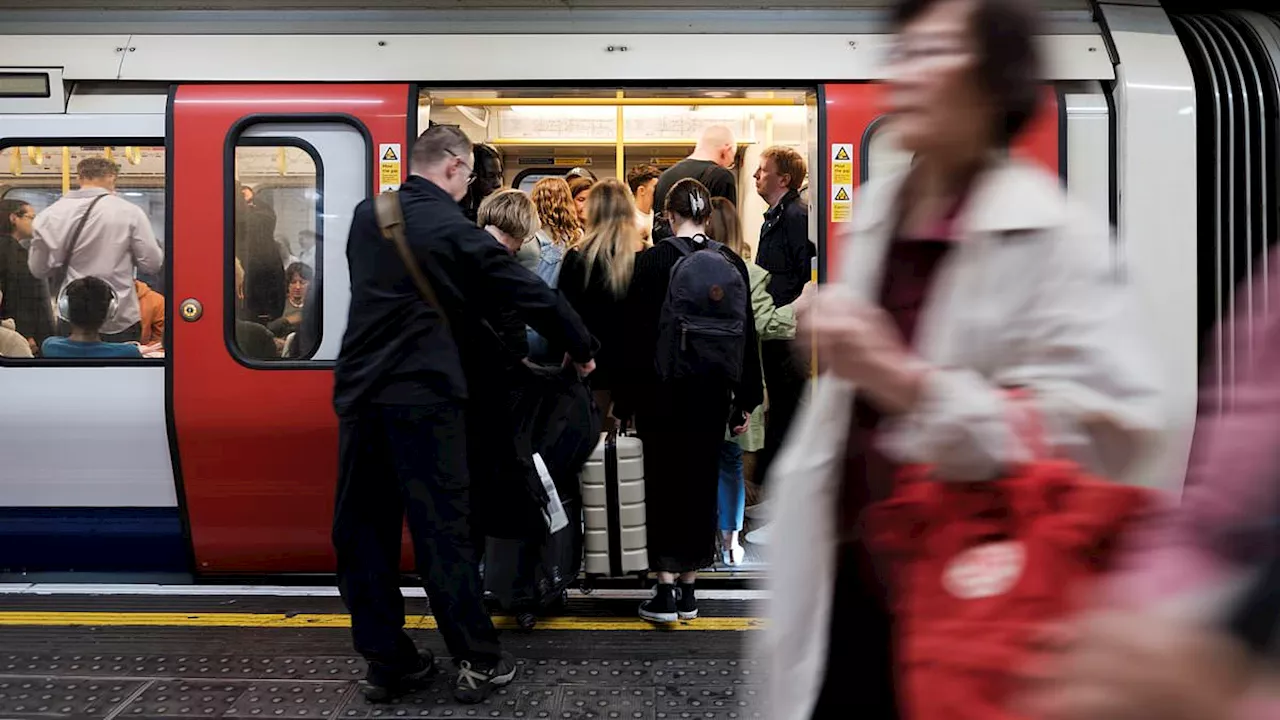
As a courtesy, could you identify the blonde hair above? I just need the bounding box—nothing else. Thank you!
[531,177,581,246]
[478,189,541,242]
[708,197,750,260]
[577,178,639,296]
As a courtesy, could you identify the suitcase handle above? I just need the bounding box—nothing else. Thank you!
[604,432,625,577]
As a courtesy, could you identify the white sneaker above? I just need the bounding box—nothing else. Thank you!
[722,543,745,567]
[745,524,771,546]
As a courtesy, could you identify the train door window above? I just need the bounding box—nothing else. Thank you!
[861,118,914,184]
[0,144,166,359]
[230,142,321,362]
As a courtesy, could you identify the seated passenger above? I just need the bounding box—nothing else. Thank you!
[136,279,165,346]
[42,276,142,359]
[267,262,313,338]
[0,291,33,358]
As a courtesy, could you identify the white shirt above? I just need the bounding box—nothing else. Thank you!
[29,187,164,334]
[635,210,653,241]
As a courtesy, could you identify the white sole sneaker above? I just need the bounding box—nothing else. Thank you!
[677,609,698,621]
[639,606,678,623]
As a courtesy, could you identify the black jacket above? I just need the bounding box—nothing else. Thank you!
[0,236,55,344]
[756,189,816,308]
[651,159,737,242]
[334,176,594,415]
[614,238,764,423]
[555,247,635,392]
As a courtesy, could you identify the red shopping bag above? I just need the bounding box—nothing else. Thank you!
[864,398,1153,720]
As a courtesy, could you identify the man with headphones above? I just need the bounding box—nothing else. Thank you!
[41,276,141,358]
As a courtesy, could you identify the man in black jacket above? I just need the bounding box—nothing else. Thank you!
[749,147,816,523]
[333,125,595,705]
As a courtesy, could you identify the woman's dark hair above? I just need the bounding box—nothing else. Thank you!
[0,199,30,236]
[286,262,314,283]
[663,178,713,225]
[892,0,1042,146]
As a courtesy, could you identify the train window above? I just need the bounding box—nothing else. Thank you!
[230,142,321,363]
[0,144,166,360]
[861,118,914,184]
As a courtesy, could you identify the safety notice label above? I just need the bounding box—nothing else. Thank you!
[831,184,853,223]
[379,143,402,192]
[831,143,853,186]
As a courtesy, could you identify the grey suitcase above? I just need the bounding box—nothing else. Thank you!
[580,433,648,577]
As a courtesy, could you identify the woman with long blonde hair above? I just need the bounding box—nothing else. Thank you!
[557,178,642,427]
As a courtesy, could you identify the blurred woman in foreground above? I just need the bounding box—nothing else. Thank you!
[758,0,1163,717]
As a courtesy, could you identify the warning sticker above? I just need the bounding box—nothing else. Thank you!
[831,183,853,223]
[832,143,854,187]
[379,143,402,192]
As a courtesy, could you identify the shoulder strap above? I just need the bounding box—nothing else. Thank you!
[63,193,108,267]
[661,236,694,257]
[374,191,451,331]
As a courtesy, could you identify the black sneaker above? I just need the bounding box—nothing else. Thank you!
[363,651,438,703]
[453,651,517,704]
[639,584,678,624]
[676,582,698,621]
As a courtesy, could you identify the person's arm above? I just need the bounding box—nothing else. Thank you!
[751,266,796,342]
[27,212,58,281]
[872,208,1163,483]
[130,206,164,275]
[452,225,594,363]
[730,253,764,418]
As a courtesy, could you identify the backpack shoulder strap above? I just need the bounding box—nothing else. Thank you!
[375,191,451,331]
[660,236,694,257]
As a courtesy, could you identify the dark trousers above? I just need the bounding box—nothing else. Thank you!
[810,542,900,719]
[334,401,502,672]
[756,339,807,489]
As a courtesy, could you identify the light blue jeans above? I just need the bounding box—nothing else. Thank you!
[717,441,745,533]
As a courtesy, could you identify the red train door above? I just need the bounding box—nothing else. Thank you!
[818,84,1060,279]
[171,84,412,573]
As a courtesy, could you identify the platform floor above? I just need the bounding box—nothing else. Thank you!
[0,588,763,719]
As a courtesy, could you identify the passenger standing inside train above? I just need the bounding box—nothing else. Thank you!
[557,178,642,431]
[627,164,662,245]
[650,125,738,242]
[29,157,163,343]
[333,125,595,705]
[568,175,595,227]
[0,200,56,352]
[746,147,816,546]
[615,179,763,623]
[235,187,288,325]
[705,197,794,566]
[460,143,504,223]
[759,0,1162,717]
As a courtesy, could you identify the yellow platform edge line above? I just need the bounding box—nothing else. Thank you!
[0,612,763,632]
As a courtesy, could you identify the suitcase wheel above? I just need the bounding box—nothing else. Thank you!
[517,612,538,632]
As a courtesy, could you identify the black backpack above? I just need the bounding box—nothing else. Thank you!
[654,235,748,383]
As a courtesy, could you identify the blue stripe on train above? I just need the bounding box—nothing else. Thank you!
[0,507,187,573]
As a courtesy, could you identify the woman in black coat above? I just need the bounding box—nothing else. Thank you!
[614,178,764,624]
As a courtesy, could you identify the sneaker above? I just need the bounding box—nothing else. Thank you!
[363,651,438,703]
[722,542,745,567]
[453,651,517,704]
[638,584,678,624]
[745,523,771,546]
[676,583,698,621]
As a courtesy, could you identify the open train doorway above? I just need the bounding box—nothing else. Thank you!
[422,87,819,576]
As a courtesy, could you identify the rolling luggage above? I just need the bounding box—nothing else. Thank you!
[581,432,649,578]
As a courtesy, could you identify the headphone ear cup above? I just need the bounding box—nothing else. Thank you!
[57,288,70,323]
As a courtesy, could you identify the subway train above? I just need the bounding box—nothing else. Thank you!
[0,0,1266,578]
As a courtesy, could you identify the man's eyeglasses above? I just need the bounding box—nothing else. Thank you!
[444,149,476,186]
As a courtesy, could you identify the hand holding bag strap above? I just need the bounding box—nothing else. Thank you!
[374,190,450,332]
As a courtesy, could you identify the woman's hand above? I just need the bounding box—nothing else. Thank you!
[798,287,928,413]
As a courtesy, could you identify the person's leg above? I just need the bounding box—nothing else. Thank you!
[382,402,514,702]
[756,340,805,490]
[333,410,429,697]
[716,442,745,563]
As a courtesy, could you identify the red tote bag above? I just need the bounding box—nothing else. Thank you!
[865,397,1154,720]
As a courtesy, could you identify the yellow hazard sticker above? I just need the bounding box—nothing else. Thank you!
[379,143,402,192]
[831,183,853,223]
[831,143,854,187]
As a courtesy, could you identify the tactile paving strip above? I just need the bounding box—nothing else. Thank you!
[0,677,144,718]
[226,681,355,718]
[0,653,368,680]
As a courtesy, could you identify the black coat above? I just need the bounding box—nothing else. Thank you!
[334,175,595,415]
[0,235,55,344]
[756,189,816,307]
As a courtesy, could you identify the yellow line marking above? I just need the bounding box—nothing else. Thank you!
[0,612,762,632]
